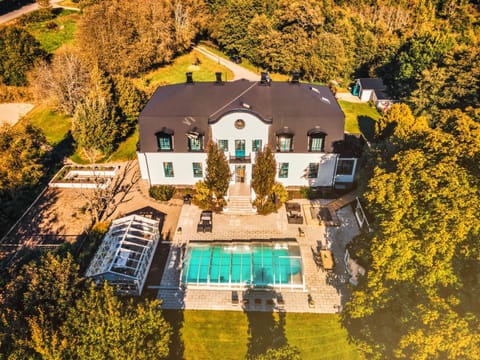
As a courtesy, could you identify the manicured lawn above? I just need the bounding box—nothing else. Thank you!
[109,127,139,161]
[163,310,362,359]
[339,100,381,141]
[25,9,79,53]
[135,51,234,94]
[22,104,71,146]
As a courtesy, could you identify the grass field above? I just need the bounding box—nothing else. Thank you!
[109,127,139,162]
[135,51,235,95]
[164,310,362,360]
[22,104,71,146]
[58,0,80,7]
[339,100,381,141]
[25,9,79,53]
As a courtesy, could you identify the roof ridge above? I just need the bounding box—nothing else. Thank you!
[208,81,258,119]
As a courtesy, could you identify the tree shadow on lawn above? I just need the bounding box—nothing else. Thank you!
[242,289,289,359]
[358,116,376,143]
[163,310,185,360]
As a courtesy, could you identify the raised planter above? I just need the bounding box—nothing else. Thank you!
[49,165,119,189]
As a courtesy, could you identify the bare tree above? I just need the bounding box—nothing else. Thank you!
[31,48,90,115]
[76,161,140,224]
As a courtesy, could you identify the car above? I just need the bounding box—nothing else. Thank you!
[229,55,242,64]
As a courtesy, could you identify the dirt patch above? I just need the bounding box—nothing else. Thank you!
[1,161,183,261]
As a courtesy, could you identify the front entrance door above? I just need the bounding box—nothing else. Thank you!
[235,140,245,158]
[235,165,246,183]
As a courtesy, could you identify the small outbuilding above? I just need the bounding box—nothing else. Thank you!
[353,78,393,111]
[85,214,160,296]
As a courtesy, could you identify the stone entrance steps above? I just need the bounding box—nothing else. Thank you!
[225,195,255,215]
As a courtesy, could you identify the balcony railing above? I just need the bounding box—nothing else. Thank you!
[229,155,251,163]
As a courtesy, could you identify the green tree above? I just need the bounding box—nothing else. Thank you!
[72,95,117,160]
[0,122,47,232]
[203,141,231,210]
[112,75,147,138]
[0,253,82,357]
[390,31,453,98]
[56,283,171,359]
[344,106,480,359]
[251,146,276,207]
[0,26,45,86]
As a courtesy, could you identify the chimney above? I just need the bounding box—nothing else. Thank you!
[260,72,272,86]
[291,71,300,84]
[215,72,223,84]
[186,72,193,84]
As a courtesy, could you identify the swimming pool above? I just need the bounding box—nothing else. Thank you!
[181,241,304,289]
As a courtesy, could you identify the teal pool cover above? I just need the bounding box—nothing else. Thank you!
[181,242,304,288]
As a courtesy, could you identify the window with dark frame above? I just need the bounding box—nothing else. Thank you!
[307,162,319,178]
[192,162,203,177]
[252,139,262,152]
[308,133,325,152]
[163,162,174,177]
[218,139,228,151]
[279,163,289,178]
[336,159,355,175]
[188,136,203,151]
[277,135,293,152]
[156,132,173,151]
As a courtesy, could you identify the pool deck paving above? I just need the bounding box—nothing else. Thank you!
[156,197,360,313]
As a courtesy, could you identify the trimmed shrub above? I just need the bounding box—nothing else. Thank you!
[149,185,175,201]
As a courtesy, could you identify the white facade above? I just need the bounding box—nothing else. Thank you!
[138,110,357,188]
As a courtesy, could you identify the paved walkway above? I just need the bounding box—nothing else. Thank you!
[0,1,78,25]
[194,46,259,81]
[335,92,364,103]
[157,198,360,313]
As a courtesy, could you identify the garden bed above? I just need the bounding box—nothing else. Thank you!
[49,165,119,189]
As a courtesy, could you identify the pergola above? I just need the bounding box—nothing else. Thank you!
[85,214,160,295]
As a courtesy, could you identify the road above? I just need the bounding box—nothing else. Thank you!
[0,0,77,25]
[193,46,259,81]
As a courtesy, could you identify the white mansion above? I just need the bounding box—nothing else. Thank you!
[137,74,359,192]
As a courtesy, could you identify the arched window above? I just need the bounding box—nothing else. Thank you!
[308,129,326,152]
[155,129,174,151]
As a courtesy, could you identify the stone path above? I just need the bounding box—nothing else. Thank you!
[0,0,77,25]
[193,46,259,81]
[335,92,364,103]
[0,103,34,125]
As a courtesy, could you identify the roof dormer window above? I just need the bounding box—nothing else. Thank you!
[187,129,204,151]
[276,128,294,152]
[308,129,326,152]
[156,129,174,151]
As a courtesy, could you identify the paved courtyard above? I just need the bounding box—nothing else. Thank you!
[156,198,360,313]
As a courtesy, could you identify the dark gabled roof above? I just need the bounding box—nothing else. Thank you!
[139,80,345,153]
[357,78,386,90]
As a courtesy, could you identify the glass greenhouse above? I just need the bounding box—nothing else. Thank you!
[85,214,160,295]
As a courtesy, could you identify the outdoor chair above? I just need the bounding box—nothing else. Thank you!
[197,222,204,232]
[203,220,212,232]
[231,291,239,305]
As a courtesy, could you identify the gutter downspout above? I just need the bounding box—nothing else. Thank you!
[144,152,152,187]
[332,154,339,190]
